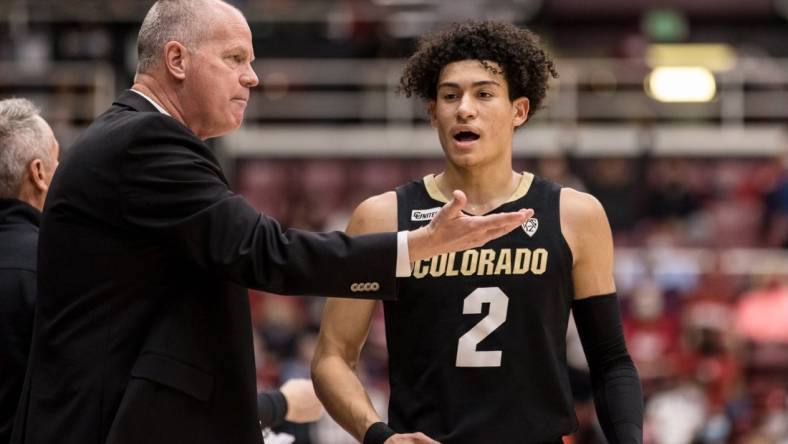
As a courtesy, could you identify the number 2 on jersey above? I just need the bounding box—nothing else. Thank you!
[455,287,509,367]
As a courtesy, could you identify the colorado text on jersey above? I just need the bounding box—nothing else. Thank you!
[410,247,548,279]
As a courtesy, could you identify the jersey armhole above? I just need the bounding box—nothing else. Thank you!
[554,183,575,275]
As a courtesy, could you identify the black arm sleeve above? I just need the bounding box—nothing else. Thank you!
[257,390,288,428]
[572,294,643,444]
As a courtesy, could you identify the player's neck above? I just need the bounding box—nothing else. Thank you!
[438,163,521,215]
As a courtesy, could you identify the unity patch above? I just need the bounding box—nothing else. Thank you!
[411,207,441,221]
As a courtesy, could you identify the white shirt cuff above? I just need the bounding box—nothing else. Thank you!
[396,231,412,277]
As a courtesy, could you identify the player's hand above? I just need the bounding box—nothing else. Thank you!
[280,378,324,423]
[408,189,533,261]
[384,432,441,444]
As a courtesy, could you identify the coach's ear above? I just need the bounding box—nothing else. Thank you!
[164,41,188,80]
[427,101,437,128]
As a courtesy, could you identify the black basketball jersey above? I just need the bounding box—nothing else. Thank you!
[386,173,577,443]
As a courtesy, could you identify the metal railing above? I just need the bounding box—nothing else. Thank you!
[0,57,785,156]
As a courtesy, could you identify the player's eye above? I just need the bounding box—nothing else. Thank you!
[442,93,459,100]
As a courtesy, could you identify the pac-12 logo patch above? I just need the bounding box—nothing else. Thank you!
[522,217,538,237]
[411,207,441,221]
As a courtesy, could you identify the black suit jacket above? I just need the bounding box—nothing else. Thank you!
[12,91,397,444]
[0,199,40,444]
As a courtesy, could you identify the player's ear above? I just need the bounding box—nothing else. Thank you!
[512,97,529,128]
[427,101,437,128]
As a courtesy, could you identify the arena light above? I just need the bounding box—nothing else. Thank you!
[646,44,736,72]
[645,67,716,103]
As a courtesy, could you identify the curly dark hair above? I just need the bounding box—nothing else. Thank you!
[398,21,558,119]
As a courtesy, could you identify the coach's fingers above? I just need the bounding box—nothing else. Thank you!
[478,208,532,234]
[476,208,532,243]
[436,189,467,221]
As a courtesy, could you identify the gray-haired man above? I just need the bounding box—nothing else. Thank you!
[0,98,59,443]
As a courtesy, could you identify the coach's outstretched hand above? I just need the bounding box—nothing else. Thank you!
[385,432,441,444]
[408,189,533,262]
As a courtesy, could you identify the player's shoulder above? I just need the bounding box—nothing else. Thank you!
[559,187,607,228]
[347,191,398,234]
[559,187,612,261]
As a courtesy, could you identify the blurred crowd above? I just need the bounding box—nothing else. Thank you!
[238,154,788,443]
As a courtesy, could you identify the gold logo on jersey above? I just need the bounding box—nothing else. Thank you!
[411,248,548,279]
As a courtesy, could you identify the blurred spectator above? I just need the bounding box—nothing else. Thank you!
[761,158,788,248]
[682,273,741,410]
[646,158,698,220]
[290,159,348,231]
[645,380,708,444]
[536,153,586,191]
[57,25,112,60]
[623,280,681,385]
[582,157,641,231]
[235,159,294,221]
[735,282,788,345]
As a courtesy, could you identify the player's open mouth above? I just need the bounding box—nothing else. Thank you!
[453,131,480,142]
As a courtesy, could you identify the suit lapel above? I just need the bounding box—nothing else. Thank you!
[110,90,231,187]
[114,89,162,113]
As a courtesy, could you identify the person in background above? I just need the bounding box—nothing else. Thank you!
[0,97,59,444]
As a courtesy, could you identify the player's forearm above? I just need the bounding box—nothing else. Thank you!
[573,294,643,444]
[589,360,643,443]
[311,354,382,441]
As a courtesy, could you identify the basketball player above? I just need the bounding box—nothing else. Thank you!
[311,21,643,444]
